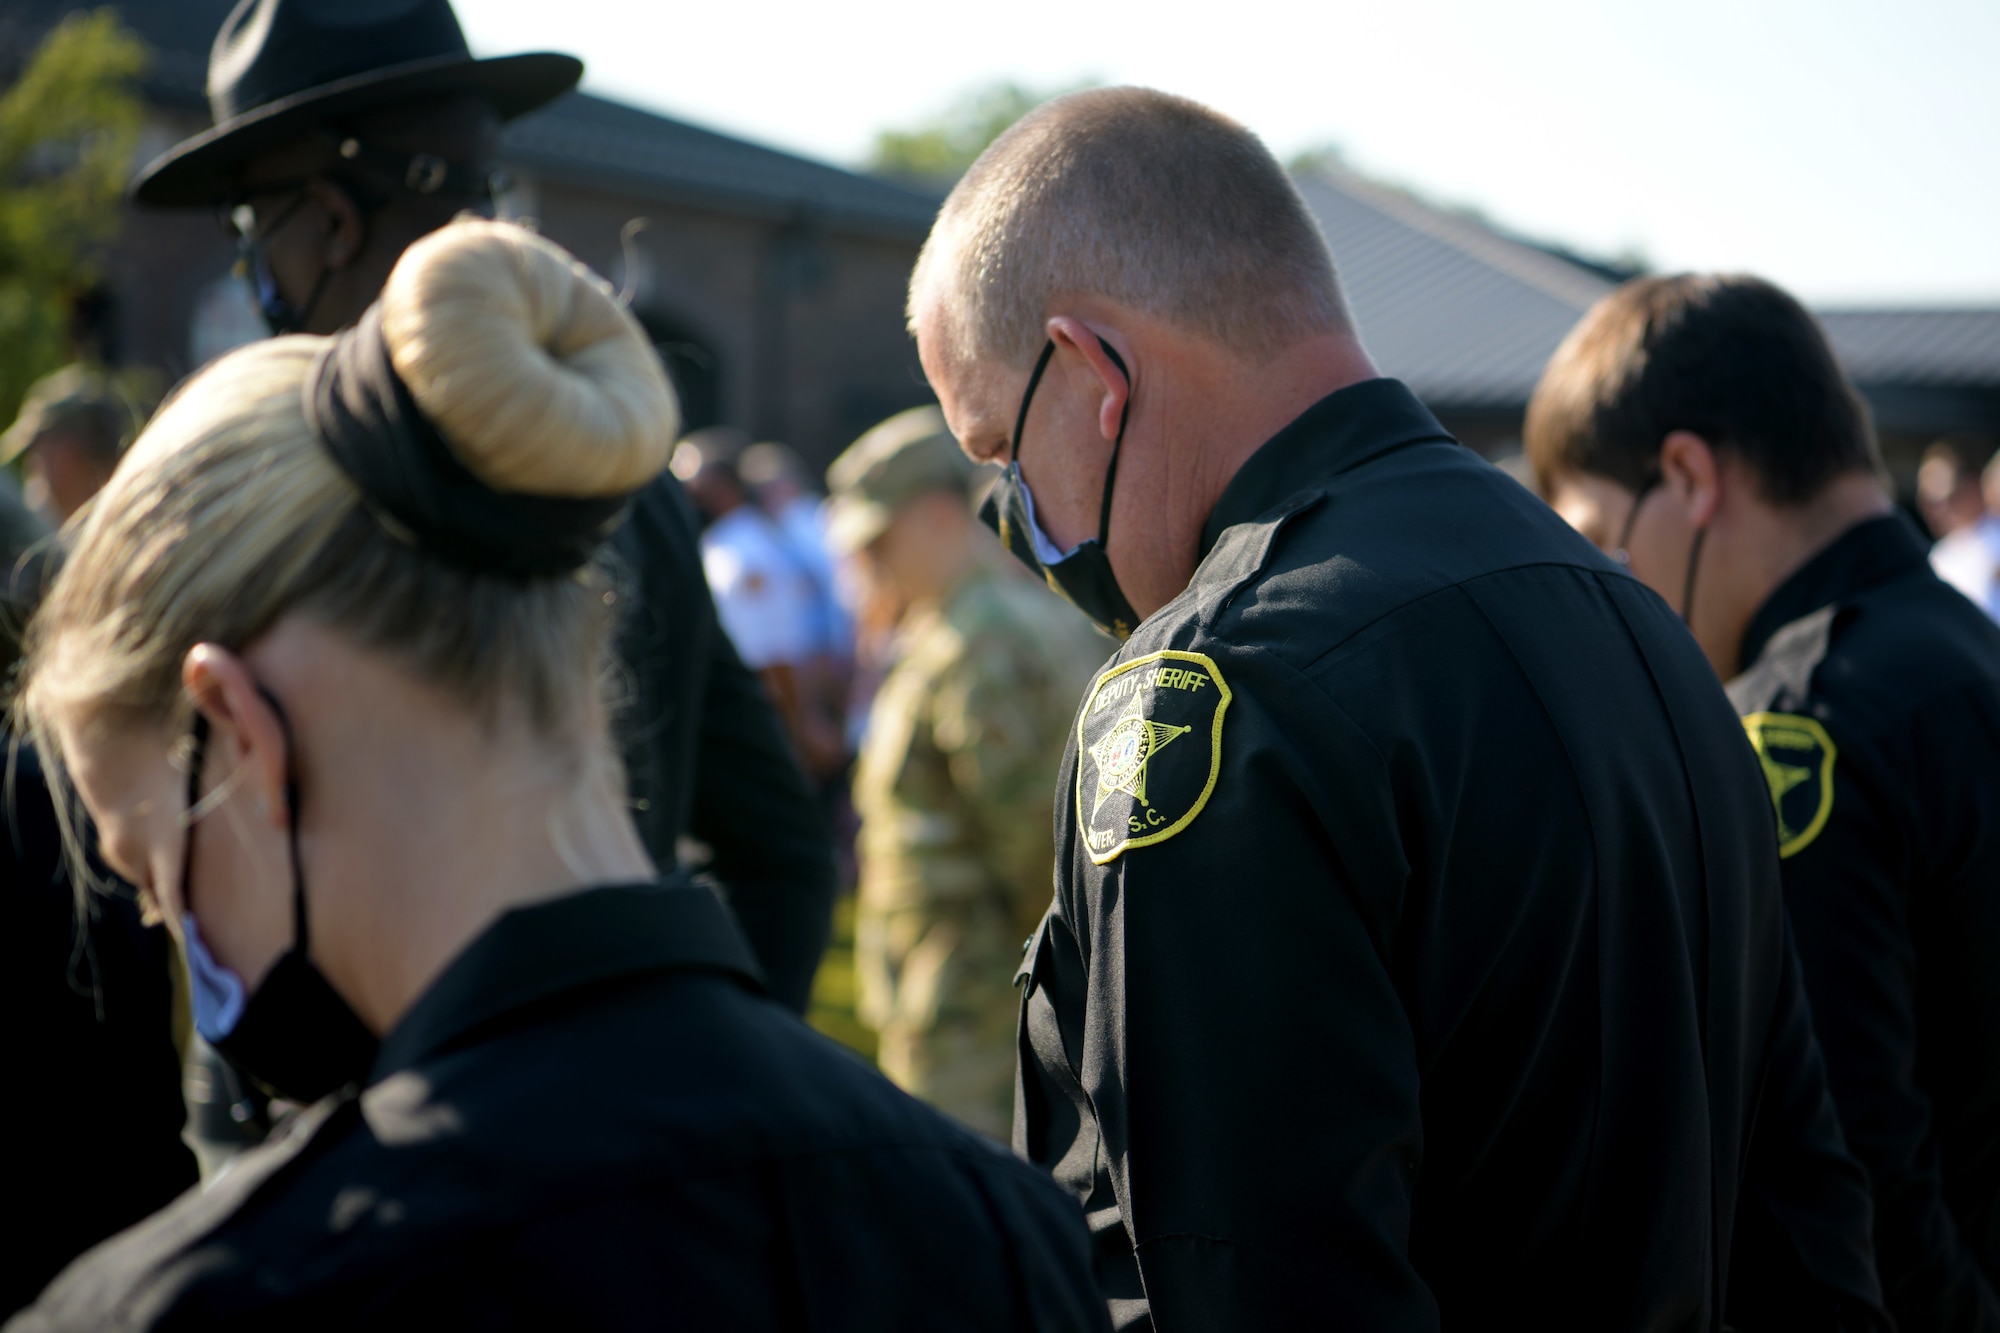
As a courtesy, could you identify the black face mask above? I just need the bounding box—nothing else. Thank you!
[250,246,332,337]
[978,337,1141,640]
[180,690,378,1103]
[231,191,332,337]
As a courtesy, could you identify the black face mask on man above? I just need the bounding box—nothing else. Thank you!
[229,191,333,337]
[178,689,378,1104]
[978,336,1141,640]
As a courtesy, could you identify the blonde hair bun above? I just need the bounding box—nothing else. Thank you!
[379,218,679,498]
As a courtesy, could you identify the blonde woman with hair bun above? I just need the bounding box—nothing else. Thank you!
[12,219,1104,1332]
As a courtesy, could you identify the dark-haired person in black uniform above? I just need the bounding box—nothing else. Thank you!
[5,219,1105,1332]
[131,0,834,1016]
[1533,273,2000,1333]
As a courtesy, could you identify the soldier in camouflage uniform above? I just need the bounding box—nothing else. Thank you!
[827,407,1109,1138]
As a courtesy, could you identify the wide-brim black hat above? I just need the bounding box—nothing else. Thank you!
[131,0,582,208]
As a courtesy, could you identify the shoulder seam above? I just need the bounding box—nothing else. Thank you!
[1287,559,1609,677]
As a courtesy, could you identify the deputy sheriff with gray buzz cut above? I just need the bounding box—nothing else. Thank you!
[908,86,1886,1328]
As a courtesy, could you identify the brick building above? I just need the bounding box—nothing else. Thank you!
[1,1,944,473]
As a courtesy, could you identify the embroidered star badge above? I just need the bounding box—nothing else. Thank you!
[1075,649,1232,865]
[1088,695,1192,817]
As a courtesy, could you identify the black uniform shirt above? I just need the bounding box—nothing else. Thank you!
[2,743,196,1317]
[1015,379,1884,1331]
[13,882,1108,1332]
[611,476,835,1011]
[1728,514,2000,1332]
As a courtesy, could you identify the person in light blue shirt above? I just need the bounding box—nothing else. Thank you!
[1927,440,2000,623]
[743,439,855,661]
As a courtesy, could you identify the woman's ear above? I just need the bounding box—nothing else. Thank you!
[182,645,290,832]
[1659,430,1722,528]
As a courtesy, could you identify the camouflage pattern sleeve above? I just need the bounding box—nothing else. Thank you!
[849,569,1105,1137]
[930,583,1104,940]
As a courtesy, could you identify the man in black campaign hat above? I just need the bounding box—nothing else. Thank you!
[133,0,839,1135]
[133,0,579,335]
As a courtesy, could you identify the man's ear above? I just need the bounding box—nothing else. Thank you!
[1046,316,1131,443]
[1659,430,1722,528]
[182,645,290,832]
[304,176,367,271]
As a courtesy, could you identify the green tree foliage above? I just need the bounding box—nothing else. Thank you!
[0,10,148,432]
[868,79,1097,188]
[1287,141,1350,179]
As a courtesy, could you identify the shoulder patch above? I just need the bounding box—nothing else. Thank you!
[1075,650,1231,865]
[1742,711,1837,858]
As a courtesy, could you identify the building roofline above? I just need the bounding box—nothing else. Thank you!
[1299,168,1616,312]
[500,92,940,240]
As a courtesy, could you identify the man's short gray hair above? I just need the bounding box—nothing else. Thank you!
[909,87,1351,370]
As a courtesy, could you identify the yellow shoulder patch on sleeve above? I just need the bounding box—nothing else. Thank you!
[1075,649,1231,865]
[1742,711,1837,858]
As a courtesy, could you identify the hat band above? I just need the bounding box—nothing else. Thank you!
[303,305,627,579]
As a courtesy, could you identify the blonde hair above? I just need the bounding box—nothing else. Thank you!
[20,219,679,762]
[909,87,1351,370]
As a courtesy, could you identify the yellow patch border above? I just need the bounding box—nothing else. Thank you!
[1742,711,1837,859]
[1076,649,1232,865]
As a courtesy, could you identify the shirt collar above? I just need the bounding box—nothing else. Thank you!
[1198,378,1456,560]
[1737,512,1931,671]
[370,880,765,1081]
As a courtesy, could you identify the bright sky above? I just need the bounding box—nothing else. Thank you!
[455,0,1999,307]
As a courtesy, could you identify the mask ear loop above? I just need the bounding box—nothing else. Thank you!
[254,687,311,955]
[1010,340,1058,465]
[998,341,1060,557]
[1093,338,1132,548]
[1612,469,1661,567]
[233,190,321,336]
[278,263,335,337]
[1611,465,1705,626]
[180,713,211,915]
[1005,335,1133,548]
[1680,526,1707,628]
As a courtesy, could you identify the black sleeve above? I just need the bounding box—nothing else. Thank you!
[1,746,198,1318]
[610,477,835,1015]
[353,1162,1110,1333]
[1056,653,1432,1327]
[688,620,836,1014]
[1778,698,2000,1333]
[1728,917,1898,1332]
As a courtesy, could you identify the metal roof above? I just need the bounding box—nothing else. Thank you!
[1297,167,2000,407]
[500,93,940,238]
[1297,170,1614,409]
[1817,310,2000,389]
